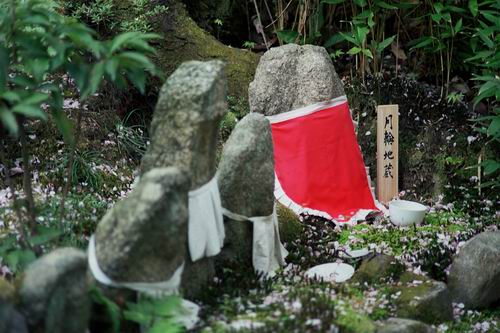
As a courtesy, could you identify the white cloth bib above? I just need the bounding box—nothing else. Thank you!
[222,205,288,275]
[88,235,184,296]
[188,175,225,262]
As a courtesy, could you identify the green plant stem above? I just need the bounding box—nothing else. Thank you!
[58,108,84,226]
[19,124,37,235]
[252,0,269,50]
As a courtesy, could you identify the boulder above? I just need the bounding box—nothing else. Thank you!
[353,254,403,284]
[140,60,227,297]
[19,248,89,333]
[95,167,189,282]
[376,318,436,333]
[448,231,500,308]
[394,277,453,324]
[217,113,275,265]
[249,44,345,116]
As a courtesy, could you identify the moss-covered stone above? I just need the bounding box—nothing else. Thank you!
[0,278,15,302]
[336,308,377,333]
[353,254,403,285]
[393,278,453,324]
[277,204,303,244]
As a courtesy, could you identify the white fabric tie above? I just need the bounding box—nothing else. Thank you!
[87,235,200,329]
[88,235,184,297]
[222,205,288,275]
[188,175,225,262]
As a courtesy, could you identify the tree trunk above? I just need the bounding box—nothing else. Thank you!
[116,0,260,99]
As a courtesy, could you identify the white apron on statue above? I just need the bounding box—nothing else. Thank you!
[222,205,288,275]
[188,175,225,261]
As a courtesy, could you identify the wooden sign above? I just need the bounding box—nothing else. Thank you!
[377,105,399,204]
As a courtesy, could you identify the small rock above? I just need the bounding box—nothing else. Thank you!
[353,254,403,284]
[394,277,453,324]
[448,231,500,309]
[19,248,89,333]
[376,317,436,333]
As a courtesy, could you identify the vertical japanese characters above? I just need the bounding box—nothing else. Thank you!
[377,105,399,203]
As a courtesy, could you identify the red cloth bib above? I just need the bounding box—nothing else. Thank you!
[268,96,378,223]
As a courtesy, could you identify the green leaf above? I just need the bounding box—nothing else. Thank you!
[324,33,345,48]
[276,30,299,44]
[487,117,500,137]
[376,1,398,10]
[82,61,105,100]
[453,18,463,35]
[339,32,358,45]
[347,47,362,55]
[377,35,395,51]
[127,69,146,94]
[6,249,36,273]
[362,48,373,58]
[29,227,62,246]
[105,58,120,82]
[322,0,346,4]
[0,91,20,103]
[109,32,160,54]
[67,62,89,93]
[12,104,47,120]
[52,108,74,146]
[90,287,121,333]
[410,37,435,50]
[469,0,478,17]
[433,2,444,14]
[0,107,18,135]
[355,26,369,44]
[482,160,500,175]
[353,0,367,7]
[22,92,49,106]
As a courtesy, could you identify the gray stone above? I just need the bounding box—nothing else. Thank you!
[353,254,403,284]
[95,167,189,283]
[249,44,345,116]
[19,248,89,333]
[376,318,436,333]
[394,278,453,324]
[448,231,500,309]
[141,60,227,189]
[0,300,29,333]
[217,113,275,265]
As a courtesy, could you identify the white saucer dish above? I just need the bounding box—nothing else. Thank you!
[389,200,428,226]
[305,263,355,283]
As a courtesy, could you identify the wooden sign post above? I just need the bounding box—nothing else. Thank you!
[377,105,399,204]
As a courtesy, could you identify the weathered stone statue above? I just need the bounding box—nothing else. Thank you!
[141,60,227,297]
[217,113,276,267]
[19,248,89,333]
[94,167,189,284]
[249,44,346,116]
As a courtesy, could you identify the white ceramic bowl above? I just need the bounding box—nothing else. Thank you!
[389,200,428,226]
[305,263,354,283]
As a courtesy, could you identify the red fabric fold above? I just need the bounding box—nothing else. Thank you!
[270,100,377,222]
